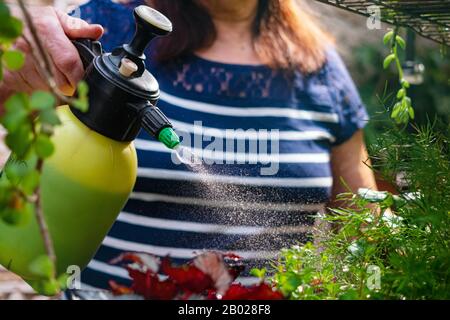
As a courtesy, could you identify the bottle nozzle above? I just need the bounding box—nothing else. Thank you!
[158,127,180,150]
[141,106,179,150]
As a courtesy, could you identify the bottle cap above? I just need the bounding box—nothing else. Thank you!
[158,127,180,150]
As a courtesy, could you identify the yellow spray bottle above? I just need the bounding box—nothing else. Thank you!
[0,6,179,287]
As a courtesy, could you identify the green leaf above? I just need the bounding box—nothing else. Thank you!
[72,81,89,112]
[28,278,60,296]
[71,99,89,113]
[383,31,394,45]
[408,106,415,119]
[21,169,40,195]
[0,181,13,209]
[382,193,395,208]
[39,109,61,126]
[396,35,406,50]
[393,105,410,124]
[1,107,28,133]
[250,268,267,279]
[2,202,33,226]
[57,273,70,291]
[391,102,402,119]
[401,79,411,88]
[3,50,25,71]
[34,134,55,159]
[29,255,55,279]
[404,96,412,108]
[5,124,33,158]
[4,92,29,111]
[282,273,303,293]
[383,54,396,69]
[397,88,406,99]
[30,91,56,111]
[1,93,30,132]
[0,14,23,41]
[4,159,29,184]
[77,81,89,97]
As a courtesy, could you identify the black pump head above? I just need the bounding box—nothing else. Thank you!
[71,5,179,149]
[124,6,172,59]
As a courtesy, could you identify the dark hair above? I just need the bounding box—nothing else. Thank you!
[147,0,331,73]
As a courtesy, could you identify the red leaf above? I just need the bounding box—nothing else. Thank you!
[220,284,251,300]
[206,289,218,300]
[128,268,178,300]
[108,251,283,301]
[221,283,284,300]
[161,257,214,293]
[248,283,284,300]
[193,252,233,295]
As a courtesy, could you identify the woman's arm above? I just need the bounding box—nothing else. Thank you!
[329,130,377,207]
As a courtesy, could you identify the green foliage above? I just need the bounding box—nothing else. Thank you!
[383,54,396,69]
[30,91,56,111]
[250,268,267,280]
[0,89,64,295]
[0,2,23,80]
[383,28,414,125]
[35,134,55,158]
[261,125,450,300]
[0,2,89,296]
[28,277,61,296]
[351,33,450,147]
[72,81,89,112]
[29,255,55,279]
[0,3,22,41]
[3,50,25,71]
[0,91,57,230]
[27,255,70,295]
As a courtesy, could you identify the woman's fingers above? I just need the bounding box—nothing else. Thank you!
[55,9,104,40]
[34,8,85,92]
[0,5,104,103]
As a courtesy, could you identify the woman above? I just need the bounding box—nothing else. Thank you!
[3,0,377,289]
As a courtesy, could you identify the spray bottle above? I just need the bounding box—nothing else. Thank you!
[0,6,179,284]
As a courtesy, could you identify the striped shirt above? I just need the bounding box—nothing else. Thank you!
[77,0,368,289]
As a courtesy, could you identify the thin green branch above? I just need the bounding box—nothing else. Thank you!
[15,0,57,276]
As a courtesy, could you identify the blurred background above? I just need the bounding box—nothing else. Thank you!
[0,0,449,299]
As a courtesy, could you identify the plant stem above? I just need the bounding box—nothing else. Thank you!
[16,0,54,84]
[14,0,58,277]
[34,159,57,276]
[391,27,404,82]
[394,46,404,82]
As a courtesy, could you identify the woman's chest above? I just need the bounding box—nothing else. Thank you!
[135,61,339,204]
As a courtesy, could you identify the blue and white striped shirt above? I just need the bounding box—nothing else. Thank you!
[77,0,368,289]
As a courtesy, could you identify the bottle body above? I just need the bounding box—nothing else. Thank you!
[0,105,137,280]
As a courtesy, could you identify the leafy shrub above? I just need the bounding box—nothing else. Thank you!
[260,123,450,300]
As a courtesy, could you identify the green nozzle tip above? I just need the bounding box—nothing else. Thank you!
[158,127,180,149]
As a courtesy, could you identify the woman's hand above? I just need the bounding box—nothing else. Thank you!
[0,5,103,109]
